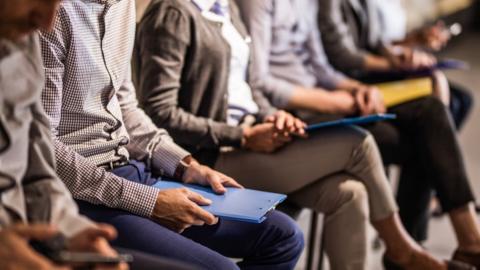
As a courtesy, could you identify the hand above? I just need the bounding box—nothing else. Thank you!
[353,86,386,116]
[386,46,436,70]
[0,224,70,270]
[421,21,450,51]
[152,188,218,233]
[242,123,291,153]
[182,161,243,194]
[330,91,357,115]
[68,224,128,270]
[264,110,307,137]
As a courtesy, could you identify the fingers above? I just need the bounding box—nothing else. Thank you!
[274,111,286,130]
[206,172,227,194]
[94,224,118,240]
[218,173,244,189]
[186,190,212,206]
[355,90,368,115]
[188,202,218,225]
[11,223,59,240]
[284,114,295,132]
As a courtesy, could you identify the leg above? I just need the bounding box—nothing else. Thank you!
[290,174,370,270]
[182,210,304,270]
[365,121,432,242]
[115,247,199,270]
[390,97,480,251]
[77,201,239,270]
[88,161,304,270]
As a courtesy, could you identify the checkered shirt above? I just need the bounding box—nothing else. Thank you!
[40,0,190,217]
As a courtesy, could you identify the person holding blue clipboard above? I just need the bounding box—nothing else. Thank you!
[239,0,480,268]
[134,0,472,269]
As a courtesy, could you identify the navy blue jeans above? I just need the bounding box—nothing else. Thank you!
[77,161,304,270]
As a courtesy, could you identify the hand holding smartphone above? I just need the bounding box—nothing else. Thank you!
[30,234,133,266]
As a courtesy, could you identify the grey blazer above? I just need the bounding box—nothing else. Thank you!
[0,35,93,236]
[318,0,384,75]
[134,0,276,165]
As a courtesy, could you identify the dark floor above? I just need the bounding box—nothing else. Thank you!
[295,30,480,270]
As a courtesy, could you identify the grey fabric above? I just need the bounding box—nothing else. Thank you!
[235,0,346,108]
[134,0,276,165]
[317,0,384,74]
[39,0,190,218]
[0,35,93,237]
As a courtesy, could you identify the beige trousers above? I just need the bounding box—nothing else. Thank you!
[214,126,398,270]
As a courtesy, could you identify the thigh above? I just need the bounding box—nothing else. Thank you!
[288,173,367,215]
[182,210,303,261]
[77,201,238,270]
[115,247,199,270]
[214,126,368,194]
[363,121,404,165]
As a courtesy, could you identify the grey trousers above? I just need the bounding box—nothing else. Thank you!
[215,126,398,270]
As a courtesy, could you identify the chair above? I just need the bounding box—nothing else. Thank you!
[277,201,325,270]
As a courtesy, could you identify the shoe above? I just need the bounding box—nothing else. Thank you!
[383,254,475,270]
[453,250,480,269]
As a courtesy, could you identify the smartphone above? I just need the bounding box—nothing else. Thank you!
[30,234,133,265]
[53,251,134,265]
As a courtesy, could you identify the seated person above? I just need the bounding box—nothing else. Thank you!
[374,0,472,129]
[238,0,480,266]
[38,0,304,269]
[0,1,193,270]
[375,0,450,51]
[317,0,473,128]
[134,0,471,269]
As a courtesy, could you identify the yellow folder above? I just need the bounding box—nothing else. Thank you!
[375,77,433,107]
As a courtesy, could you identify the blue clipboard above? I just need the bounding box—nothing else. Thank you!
[435,59,469,70]
[368,59,468,78]
[152,180,287,223]
[306,114,397,132]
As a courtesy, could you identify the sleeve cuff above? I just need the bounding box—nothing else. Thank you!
[152,139,190,177]
[267,80,297,109]
[58,216,96,238]
[209,122,244,147]
[119,179,161,218]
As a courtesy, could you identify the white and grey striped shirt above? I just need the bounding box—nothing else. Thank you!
[40,0,189,217]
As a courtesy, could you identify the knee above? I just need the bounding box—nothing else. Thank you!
[262,211,305,257]
[418,96,452,124]
[336,180,370,220]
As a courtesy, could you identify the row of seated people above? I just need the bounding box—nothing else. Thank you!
[0,0,478,269]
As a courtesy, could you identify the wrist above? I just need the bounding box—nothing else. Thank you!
[174,155,195,180]
[241,126,253,148]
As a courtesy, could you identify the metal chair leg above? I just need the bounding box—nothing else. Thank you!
[306,211,318,270]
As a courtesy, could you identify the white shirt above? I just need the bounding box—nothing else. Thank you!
[191,0,259,126]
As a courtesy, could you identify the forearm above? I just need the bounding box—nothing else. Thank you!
[363,54,392,72]
[53,139,160,218]
[286,87,355,114]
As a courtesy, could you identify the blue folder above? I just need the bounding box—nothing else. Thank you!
[368,59,468,78]
[152,180,287,223]
[306,114,397,132]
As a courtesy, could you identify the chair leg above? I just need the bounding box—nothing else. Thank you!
[306,211,319,270]
[317,220,326,270]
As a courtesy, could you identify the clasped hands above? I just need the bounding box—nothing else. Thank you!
[152,111,305,232]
